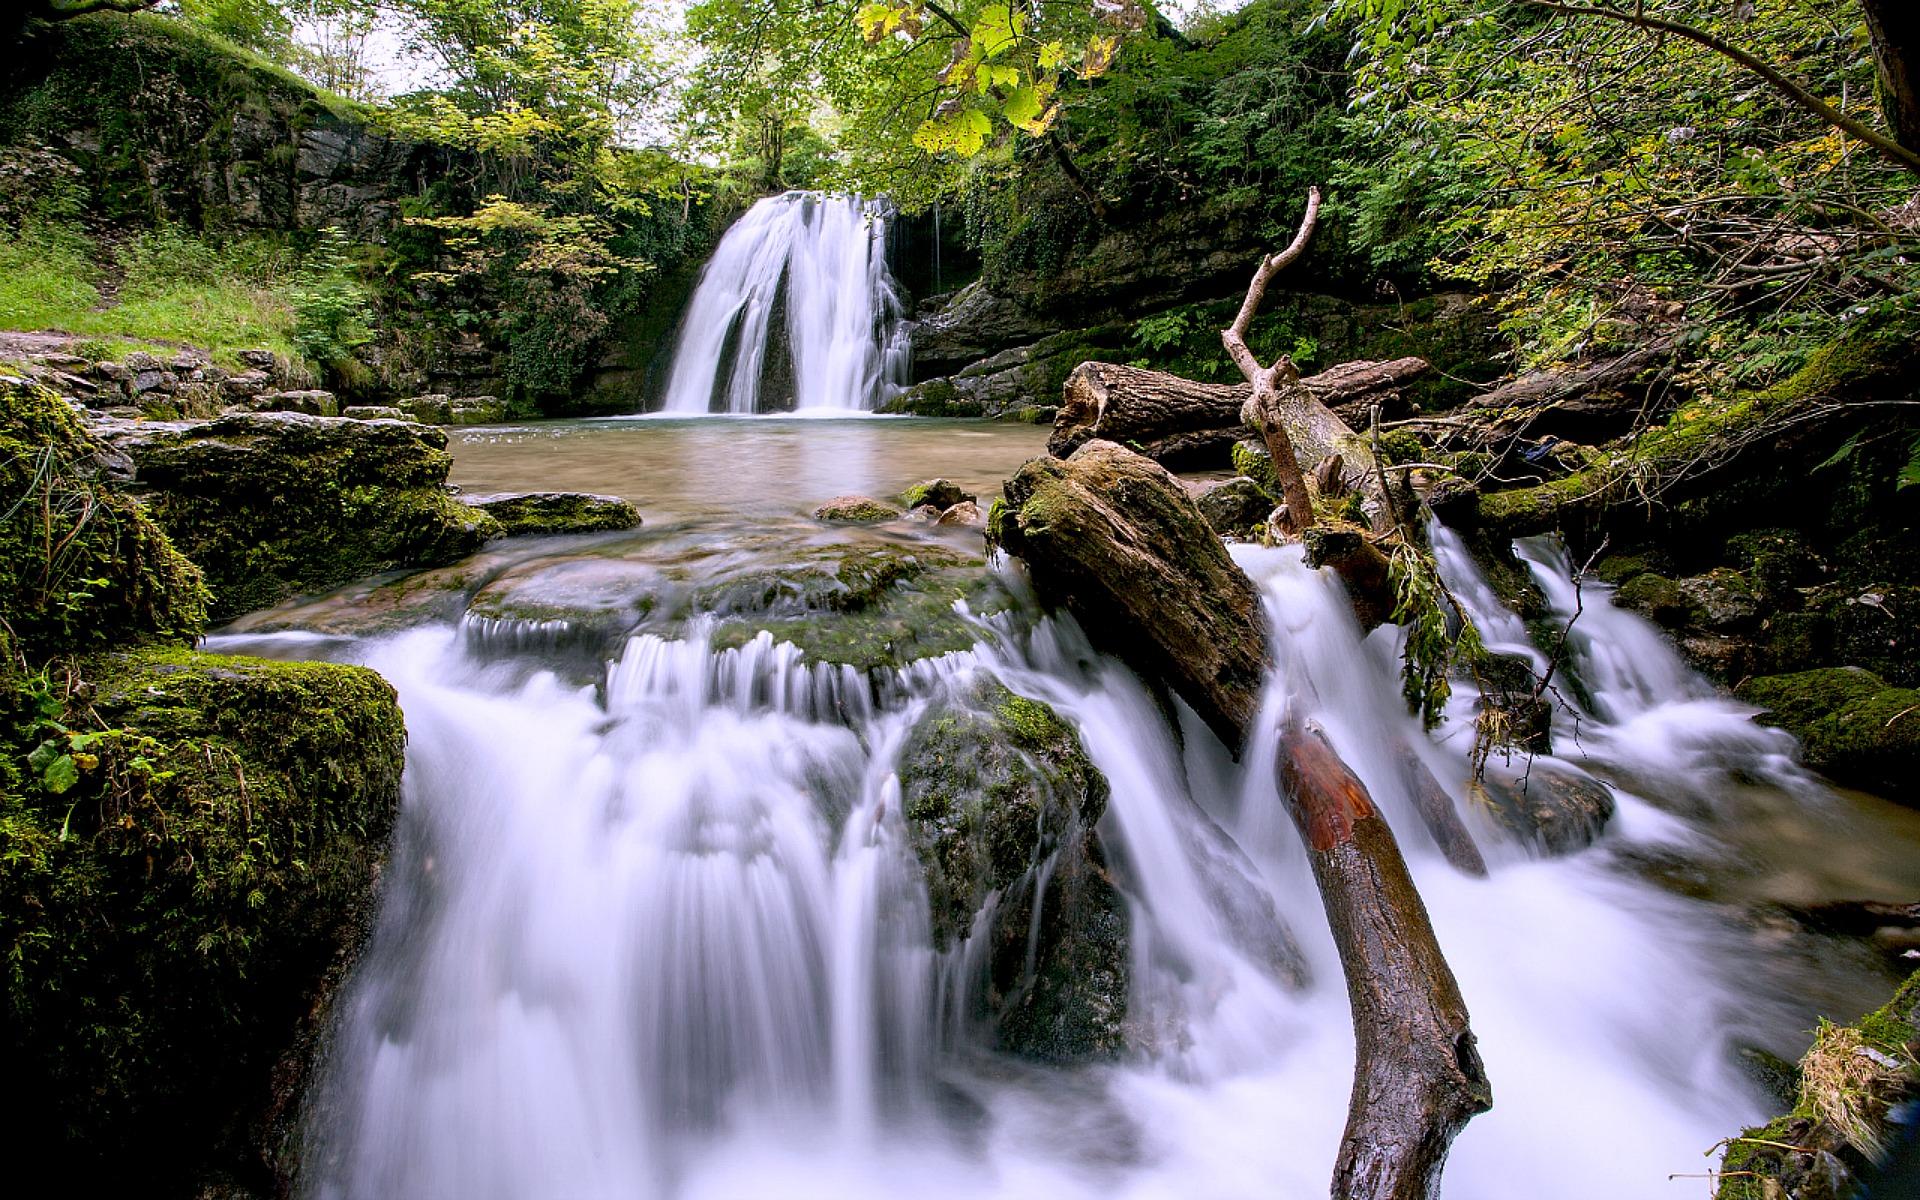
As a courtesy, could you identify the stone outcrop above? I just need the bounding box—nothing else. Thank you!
[97,410,498,620]
[897,679,1127,1060]
[460,490,642,537]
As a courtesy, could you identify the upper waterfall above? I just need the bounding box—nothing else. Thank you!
[660,192,909,415]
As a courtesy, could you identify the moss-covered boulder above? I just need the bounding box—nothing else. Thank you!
[1613,570,1692,628]
[1195,476,1273,536]
[0,648,405,1195]
[1716,970,1919,1200]
[901,478,974,512]
[100,410,499,621]
[0,377,208,656]
[813,495,903,523]
[897,680,1127,1060]
[1737,669,1920,800]
[702,544,1013,674]
[459,490,642,537]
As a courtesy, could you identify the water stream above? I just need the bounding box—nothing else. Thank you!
[206,433,1920,1197]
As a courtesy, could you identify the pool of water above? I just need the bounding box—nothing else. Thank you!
[446,416,1052,524]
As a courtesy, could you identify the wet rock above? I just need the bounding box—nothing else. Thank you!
[460,491,641,537]
[936,500,985,527]
[901,478,974,511]
[1195,476,1273,535]
[96,411,498,620]
[341,405,406,421]
[1613,570,1692,628]
[251,388,338,417]
[1678,567,1761,632]
[813,495,902,523]
[897,679,1127,1060]
[1737,668,1920,801]
[1474,760,1616,853]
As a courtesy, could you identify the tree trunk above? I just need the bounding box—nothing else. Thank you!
[1863,0,1920,153]
[1281,723,1494,1198]
[994,440,1492,1199]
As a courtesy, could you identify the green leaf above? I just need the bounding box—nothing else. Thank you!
[972,4,1022,60]
[42,755,79,796]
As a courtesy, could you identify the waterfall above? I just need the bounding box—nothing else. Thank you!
[660,193,908,415]
[255,528,1859,1199]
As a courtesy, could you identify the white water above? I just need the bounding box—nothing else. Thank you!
[660,193,909,415]
[252,524,1856,1200]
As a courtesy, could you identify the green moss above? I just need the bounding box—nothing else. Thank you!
[813,496,904,523]
[1738,668,1920,799]
[1716,969,1920,1199]
[0,647,404,1193]
[463,491,641,537]
[877,378,983,418]
[0,377,207,655]
[900,478,972,512]
[1230,439,1281,501]
[125,413,500,621]
[1613,570,1692,628]
[896,679,1126,1060]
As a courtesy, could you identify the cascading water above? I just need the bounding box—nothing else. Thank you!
[227,510,1914,1200]
[660,192,909,415]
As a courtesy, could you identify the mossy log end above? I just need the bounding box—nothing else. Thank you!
[994,439,1490,1198]
[1474,311,1920,536]
[994,439,1270,752]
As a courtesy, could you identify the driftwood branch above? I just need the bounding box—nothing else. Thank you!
[994,440,1491,1198]
[1223,186,1323,533]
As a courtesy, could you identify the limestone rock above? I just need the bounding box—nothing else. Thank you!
[813,495,902,523]
[342,405,406,421]
[460,491,642,537]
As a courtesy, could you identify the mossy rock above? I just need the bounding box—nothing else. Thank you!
[102,411,500,621]
[0,648,405,1194]
[702,547,1009,673]
[1737,668,1920,800]
[813,495,903,523]
[1613,570,1693,628]
[459,490,642,537]
[878,378,984,418]
[0,378,209,657]
[897,680,1127,1061]
[900,478,973,512]
[1716,970,1920,1200]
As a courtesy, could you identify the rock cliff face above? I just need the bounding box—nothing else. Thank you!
[0,13,440,237]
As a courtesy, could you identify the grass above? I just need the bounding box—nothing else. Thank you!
[0,220,297,363]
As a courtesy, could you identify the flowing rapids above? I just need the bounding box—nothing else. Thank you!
[207,486,1920,1199]
[659,192,909,415]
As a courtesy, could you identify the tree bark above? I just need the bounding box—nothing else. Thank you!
[1049,357,1428,465]
[1280,723,1494,1198]
[994,440,1492,1199]
[1863,0,1920,153]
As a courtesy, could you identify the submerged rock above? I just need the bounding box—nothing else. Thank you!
[460,490,642,537]
[97,410,499,621]
[936,499,985,528]
[1738,668,1920,801]
[1473,759,1616,853]
[0,648,405,1195]
[897,680,1128,1060]
[813,495,903,523]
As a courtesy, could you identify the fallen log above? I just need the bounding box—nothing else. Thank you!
[1048,357,1430,467]
[1281,723,1493,1197]
[995,439,1491,1198]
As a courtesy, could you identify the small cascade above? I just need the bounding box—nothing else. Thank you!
[660,193,908,415]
